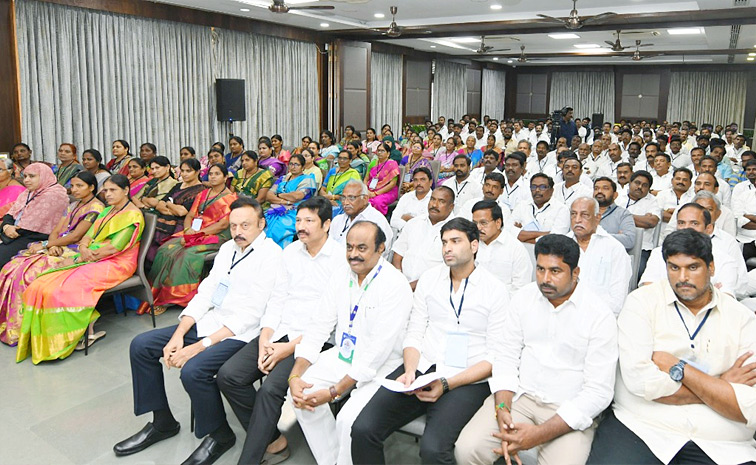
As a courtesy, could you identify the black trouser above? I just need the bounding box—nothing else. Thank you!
[217,335,294,465]
[587,410,756,465]
[0,231,46,268]
[351,364,490,465]
[744,241,756,269]
[129,325,245,438]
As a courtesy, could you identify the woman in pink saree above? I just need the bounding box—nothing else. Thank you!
[363,142,399,215]
[0,158,24,217]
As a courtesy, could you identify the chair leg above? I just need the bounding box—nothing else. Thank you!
[84,329,89,356]
[150,304,156,328]
[190,406,195,433]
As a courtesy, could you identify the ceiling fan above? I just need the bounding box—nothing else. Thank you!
[475,36,511,55]
[267,0,334,13]
[536,0,616,30]
[372,6,431,38]
[631,40,663,61]
[516,45,546,63]
[605,30,653,52]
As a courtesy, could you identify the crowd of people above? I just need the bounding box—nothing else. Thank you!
[1,111,756,465]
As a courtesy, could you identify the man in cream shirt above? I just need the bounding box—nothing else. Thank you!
[330,180,393,248]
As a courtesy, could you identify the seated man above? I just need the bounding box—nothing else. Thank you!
[507,173,571,244]
[114,197,283,465]
[588,229,756,465]
[656,167,694,232]
[458,172,510,221]
[448,154,479,215]
[663,172,737,239]
[568,196,631,316]
[616,170,662,275]
[553,157,593,207]
[390,167,433,235]
[526,140,556,175]
[594,176,637,250]
[651,153,673,194]
[699,155,732,207]
[616,162,633,196]
[351,218,510,464]
[330,180,393,248]
[456,234,618,465]
[392,186,455,289]
[216,197,346,465]
[499,152,532,213]
[470,149,502,185]
[288,221,413,465]
[472,200,533,292]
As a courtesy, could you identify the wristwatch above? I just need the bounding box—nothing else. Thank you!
[669,360,687,382]
[201,337,213,349]
[329,385,341,401]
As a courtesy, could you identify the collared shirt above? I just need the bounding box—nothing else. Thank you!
[392,214,451,282]
[295,258,413,383]
[506,199,571,238]
[693,173,733,207]
[403,264,509,378]
[476,231,533,292]
[448,176,480,215]
[732,180,756,243]
[599,203,637,251]
[651,171,673,192]
[583,153,610,180]
[261,237,347,341]
[552,181,594,208]
[662,203,737,241]
[544,166,593,188]
[499,176,532,213]
[616,192,662,250]
[390,189,432,233]
[330,204,393,248]
[614,281,756,465]
[595,159,623,181]
[567,226,631,316]
[669,151,692,169]
[458,195,512,223]
[526,153,557,177]
[633,158,657,176]
[180,232,283,343]
[491,282,617,431]
[470,166,504,185]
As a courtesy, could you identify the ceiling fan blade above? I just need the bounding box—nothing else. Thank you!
[604,40,616,47]
[490,48,511,52]
[582,12,617,25]
[536,14,565,24]
[289,5,335,9]
[639,43,654,48]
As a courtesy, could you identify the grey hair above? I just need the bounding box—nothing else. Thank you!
[573,196,600,215]
[1,158,13,170]
[693,190,721,210]
[518,140,532,150]
[344,179,369,196]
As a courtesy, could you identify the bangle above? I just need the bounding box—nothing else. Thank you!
[439,377,449,394]
[495,401,511,413]
[287,374,300,383]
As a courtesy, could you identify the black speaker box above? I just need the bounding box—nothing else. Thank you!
[592,113,604,129]
[216,79,246,122]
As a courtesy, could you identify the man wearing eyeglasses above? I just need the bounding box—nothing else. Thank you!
[506,173,570,244]
[330,180,393,249]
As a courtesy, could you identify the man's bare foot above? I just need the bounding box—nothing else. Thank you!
[266,434,288,454]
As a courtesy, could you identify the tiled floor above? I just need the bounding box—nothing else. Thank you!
[2,305,424,465]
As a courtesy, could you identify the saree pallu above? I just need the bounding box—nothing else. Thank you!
[0,185,24,217]
[259,157,287,178]
[232,168,274,206]
[129,176,152,197]
[325,168,361,217]
[147,183,205,262]
[149,190,236,307]
[0,200,105,346]
[107,156,132,177]
[15,208,144,363]
[53,163,84,188]
[264,174,317,248]
[366,160,400,215]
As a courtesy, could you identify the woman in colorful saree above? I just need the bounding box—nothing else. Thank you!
[435,137,459,182]
[231,150,274,208]
[363,142,399,215]
[346,141,369,178]
[0,163,69,267]
[147,163,236,314]
[258,138,287,179]
[15,174,144,364]
[127,158,152,197]
[0,172,104,346]
[264,154,317,248]
[319,149,361,213]
[53,143,83,189]
[0,158,24,217]
[131,156,178,212]
[106,139,133,177]
[400,141,432,194]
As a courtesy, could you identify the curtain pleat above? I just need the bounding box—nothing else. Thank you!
[370,52,403,133]
[549,71,614,122]
[481,68,506,120]
[667,71,748,128]
[432,60,467,121]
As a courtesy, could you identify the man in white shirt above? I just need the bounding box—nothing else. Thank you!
[288,221,413,465]
[595,143,625,181]
[588,228,756,465]
[448,154,480,215]
[553,157,593,207]
[616,162,633,196]
[651,153,673,194]
[330,180,393,248]
[567,196,632,316]
[699,156,732,207]
[471,200,532,292]
[469,150,503,185]
[668,135,692,169]
[393,186,455,289]
[512,121,535,146]
[114,197,283,464]
[351,218,509,464]
[390,166,433,235]
[459,172,510,222]
[217,197,346,465]
[527,140,556,176]
[617,170,661,273]
[507,173,571,244]
[456,234,617,465]
[657,167,694,231]
[733,159,756,261]
[500,152,532,212]
[583,141,609,180]
[663,173,737,240]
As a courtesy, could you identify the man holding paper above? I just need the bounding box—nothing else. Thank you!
[351,217,509,464]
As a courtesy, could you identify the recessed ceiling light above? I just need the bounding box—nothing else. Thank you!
[574,43,602,49]
[749,53,756,56]
[450,37,480,44]
[507,59,513,63]
[749,57,755,61]
[374,13,384,18]
[320,23,330,28]
[490,4,503,10]
[240,8,249,11]
[548,33,580,39]
[667,27,703,35]
[493,57,499,60]
[430,45,436,48]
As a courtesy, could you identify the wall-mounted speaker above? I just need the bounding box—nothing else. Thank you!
[216,79,246,122]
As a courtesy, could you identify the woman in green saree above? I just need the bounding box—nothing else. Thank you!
[230,150,273,208]
[319,149,361,214]
[131,156,178,213]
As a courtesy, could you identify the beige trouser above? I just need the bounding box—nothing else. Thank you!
[455,393,596,465]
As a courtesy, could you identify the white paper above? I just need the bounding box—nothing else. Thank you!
[380,372,444,393]
[191,218,203,231]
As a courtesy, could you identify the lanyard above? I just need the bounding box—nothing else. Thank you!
[674,302,713,349]
[532,203,550,220]
[15,185,54,225]
[91,202,129,239]
[228,247,254,275]
[504,182,519,198]
[449,277,469,325]
[625,197,638,209]
[602,205,617,220]
[455,180,469,196]
[199,188,225,215]
[348,264,383,332]
[562,184,576,202]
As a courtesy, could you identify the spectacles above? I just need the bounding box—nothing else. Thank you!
[473,220,491,227]
[342,195,366,203]
[530,185,550,191]
[337,157,350,161]
[289,162,302,167]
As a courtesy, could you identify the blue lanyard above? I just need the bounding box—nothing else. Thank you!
[674,302,713,349]
[449,277,469,324]
[348,264,383,332]
[228,247,254,275]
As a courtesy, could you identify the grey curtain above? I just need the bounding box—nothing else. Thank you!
[481,68,506,120]
[432,59,467,122]
[667,71,748,128]
[549,71,615,122]
[370,52,403,133]
[16,0,318,163]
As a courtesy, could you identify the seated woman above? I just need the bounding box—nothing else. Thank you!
[292,136,312,156]
[10,143,34,182]
[427,133,444,159]
[16,174,144,363]
[0,159,24,217]
[148,163,236,313]
[362,127,381,156]
[346,141,369,178]
[400,141,432,194]
[81,149,111,192]
[0,172,104,346]
[225,136,245,174]
[0,164,69,267]
[131,156,177,212]
[301,147,324,188]
[320,149,361,214]
[106,139,133,177]
[258,138,286,178]
[53,143,84,189]
[339,125,356,147]
[320,130,341,160]
[460,135,484,167]
[363,142,400,215]
[435,137,459,182]
[380,135,403,163]
[230,150,273,207]
[201,148,225,182]
[126,158,151,197]
[264,154,317,248]
[271,134,291,164]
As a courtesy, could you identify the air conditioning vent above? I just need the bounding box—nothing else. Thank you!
[734,0,750,6]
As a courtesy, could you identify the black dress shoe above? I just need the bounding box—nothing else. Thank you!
[181,434,236,465]
[113,422,180,457]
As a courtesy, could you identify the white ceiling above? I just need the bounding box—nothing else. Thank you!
[150,0,756,65]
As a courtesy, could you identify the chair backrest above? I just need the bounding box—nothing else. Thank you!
[628,226,644,291]
[397,164,407,199]
[430,160,441,187]
[652,221,663,248]
[136,212,157,282]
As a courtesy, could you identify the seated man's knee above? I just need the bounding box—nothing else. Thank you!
[216,363,236,392]
[420,434,453,464]
[350,414,375,443]
[179,359,208,386]
[130,331,156,359]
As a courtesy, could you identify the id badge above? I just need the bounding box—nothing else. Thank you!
[338,332,357,364]
[445,331,469,368]
[522,219,541,232]
[191,218,203,231]
[404,171,412,183]
[368,178,378,189]
[211,276,230,308]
